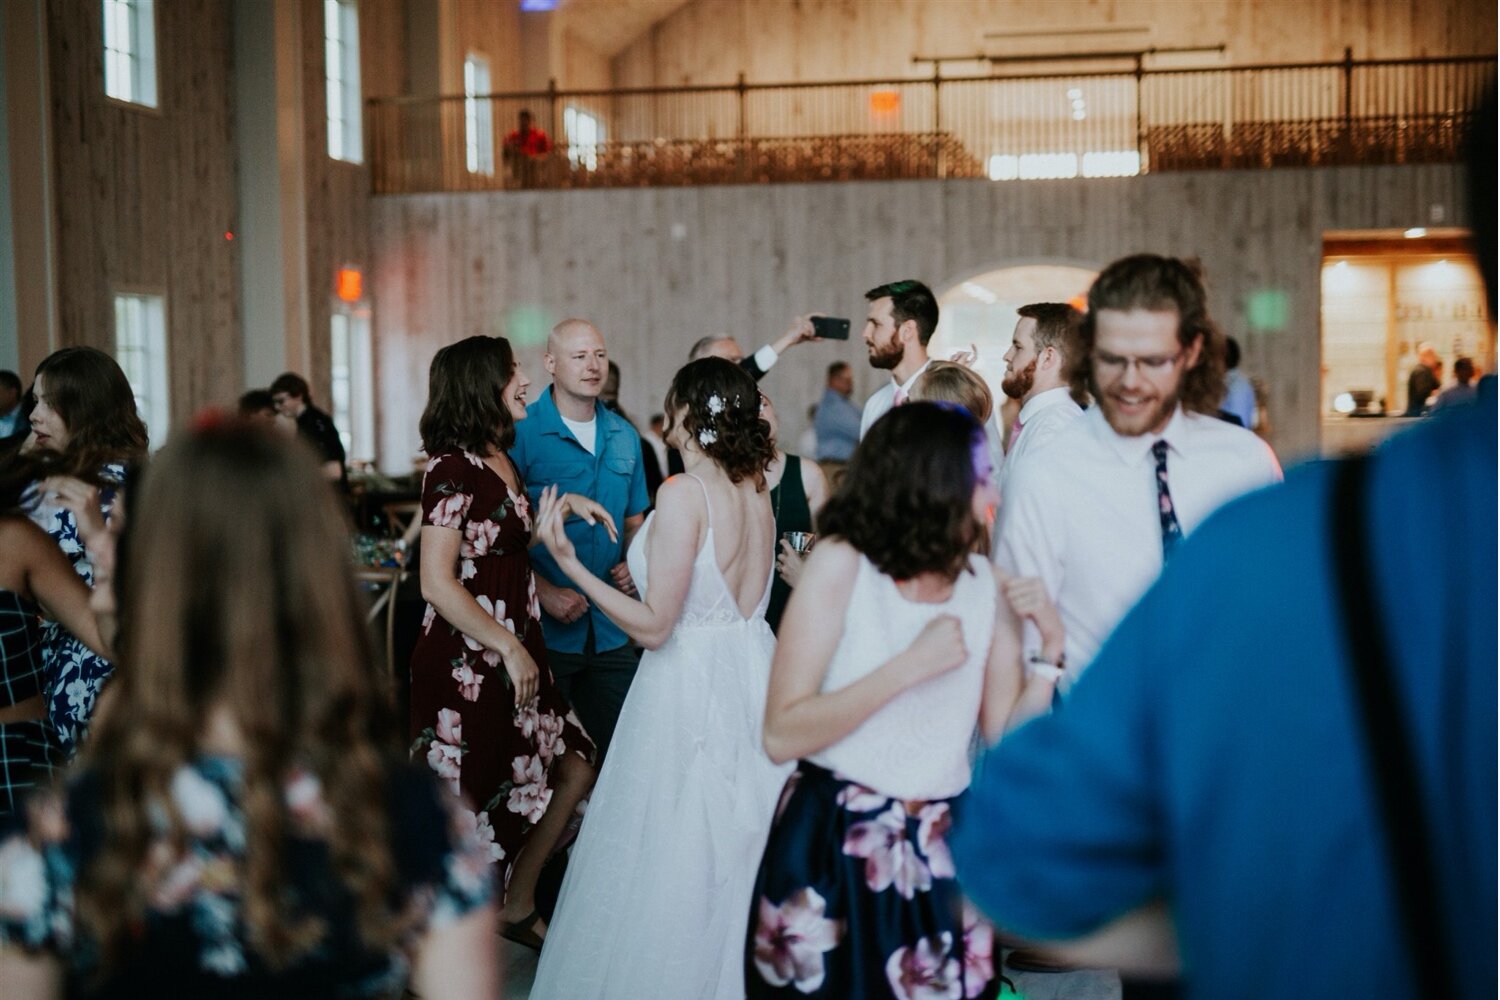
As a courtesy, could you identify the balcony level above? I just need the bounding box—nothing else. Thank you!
[369,53,1495,194]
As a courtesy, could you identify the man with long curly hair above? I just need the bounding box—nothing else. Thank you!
[995,254,1282,693]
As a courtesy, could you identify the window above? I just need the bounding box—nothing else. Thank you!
[464,54,494,175]
[324,0,362,162]
[564,105,604,171]
[113,293,170,446]
[331,308,375,463]
[103,0,157,108]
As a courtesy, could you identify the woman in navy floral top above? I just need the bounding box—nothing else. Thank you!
[23,347,146,756]
[0,421,498,999]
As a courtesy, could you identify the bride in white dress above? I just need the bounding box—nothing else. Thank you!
[529,357,793,1000]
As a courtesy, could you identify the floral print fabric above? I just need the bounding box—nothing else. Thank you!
[26,462,124,757]
[0,759,494,997]
[747,763,1000,1000]
[407,451,595,887]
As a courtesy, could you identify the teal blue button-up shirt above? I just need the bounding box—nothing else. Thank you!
[511,386,649,654]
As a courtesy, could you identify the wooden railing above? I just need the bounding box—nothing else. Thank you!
[368,53,1495,194]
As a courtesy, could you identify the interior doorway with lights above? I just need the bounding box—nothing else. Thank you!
[1320,230,1491,454]
[931,263,1098,404]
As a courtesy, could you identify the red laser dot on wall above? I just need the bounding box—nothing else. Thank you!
[224,231,234,241]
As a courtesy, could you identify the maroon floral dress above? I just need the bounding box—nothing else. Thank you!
[409,450,595,885]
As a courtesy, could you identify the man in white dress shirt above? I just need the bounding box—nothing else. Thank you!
[999,302,1087,492]
[996,255,1282,690]
[859,279,939,437]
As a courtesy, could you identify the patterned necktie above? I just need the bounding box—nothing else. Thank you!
[1152,440,1184,561]
[1009,418,1024,449]
[893,386,908,407]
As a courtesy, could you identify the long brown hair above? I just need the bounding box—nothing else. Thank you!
[34,346,149,473]
[78,422,402,971]
[1075,254,1227,414]
[419,335,520,457]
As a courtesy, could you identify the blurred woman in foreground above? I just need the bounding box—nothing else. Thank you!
[0,421,498,999]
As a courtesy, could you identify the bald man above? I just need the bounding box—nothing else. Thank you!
[510,319,650,757]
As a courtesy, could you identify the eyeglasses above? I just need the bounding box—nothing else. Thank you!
[1091,349,1185,378]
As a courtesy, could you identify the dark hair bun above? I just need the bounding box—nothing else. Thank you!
[664,358,775,488]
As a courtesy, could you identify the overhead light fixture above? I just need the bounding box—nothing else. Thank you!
[1404,227,1428,238]
[1066,88,1082,99]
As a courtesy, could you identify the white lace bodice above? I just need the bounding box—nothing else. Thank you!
[625,477,774,632]
[808,553,996,800]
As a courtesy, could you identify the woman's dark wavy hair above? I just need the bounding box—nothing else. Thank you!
[420,335,520,456]
[663,358,774,489]
[34,346,149,474]
[1074,254,1227,414]
[819,403,984,582]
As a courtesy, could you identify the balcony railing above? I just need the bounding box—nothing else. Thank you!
[368,54,1495,194]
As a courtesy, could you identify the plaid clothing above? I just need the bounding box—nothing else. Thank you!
[0,590,52,817]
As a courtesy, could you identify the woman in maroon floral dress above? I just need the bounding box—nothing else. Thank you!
[409,335,607,950]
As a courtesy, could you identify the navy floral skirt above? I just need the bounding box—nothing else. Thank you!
[746,763,1002,1000]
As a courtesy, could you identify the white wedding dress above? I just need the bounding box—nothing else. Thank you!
[530,475,793,1000]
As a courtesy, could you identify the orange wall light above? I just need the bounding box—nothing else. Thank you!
[336,266,363,304]
[869,89,900,114]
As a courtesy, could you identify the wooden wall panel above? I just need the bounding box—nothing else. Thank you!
[611,0,1497,88]
[46,0,239,430]
[371,162,1469,472]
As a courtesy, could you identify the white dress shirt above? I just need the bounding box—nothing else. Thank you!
[995,405,1282,688]
[860,359,932,438]
[999,386,1084,494]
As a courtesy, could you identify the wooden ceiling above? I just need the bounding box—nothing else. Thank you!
[553,0,695,57]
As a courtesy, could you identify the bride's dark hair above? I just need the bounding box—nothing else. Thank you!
[663,358,775,489]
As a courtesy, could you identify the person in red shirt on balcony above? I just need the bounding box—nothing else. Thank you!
[504,109,553,186]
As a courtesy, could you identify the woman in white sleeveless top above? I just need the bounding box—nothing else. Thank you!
[529,358,793,1000]
[748,402,1064,1000]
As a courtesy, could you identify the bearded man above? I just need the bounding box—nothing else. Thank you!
[994,255,1282,692]
[998,302,1087,492]
[858,280,939,437]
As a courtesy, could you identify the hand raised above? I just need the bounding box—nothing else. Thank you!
[560,492,619,544]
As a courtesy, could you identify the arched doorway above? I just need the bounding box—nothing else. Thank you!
[931,263,1097,405]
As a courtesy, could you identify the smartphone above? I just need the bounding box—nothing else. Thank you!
[811,316,851,340]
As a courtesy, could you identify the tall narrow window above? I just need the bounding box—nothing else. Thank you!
[113,293,170,446]
[325,0,362,162]
[464,54,495,175]
[103,0,157,108]
[564,105,604,171]
[331,308,375,463]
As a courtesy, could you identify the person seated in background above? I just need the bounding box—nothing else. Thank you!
[0,421,500,999]
[269,372,346,485]
[238,388,277,422]
[813,361,861,463]
[1432,356,1478,411]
